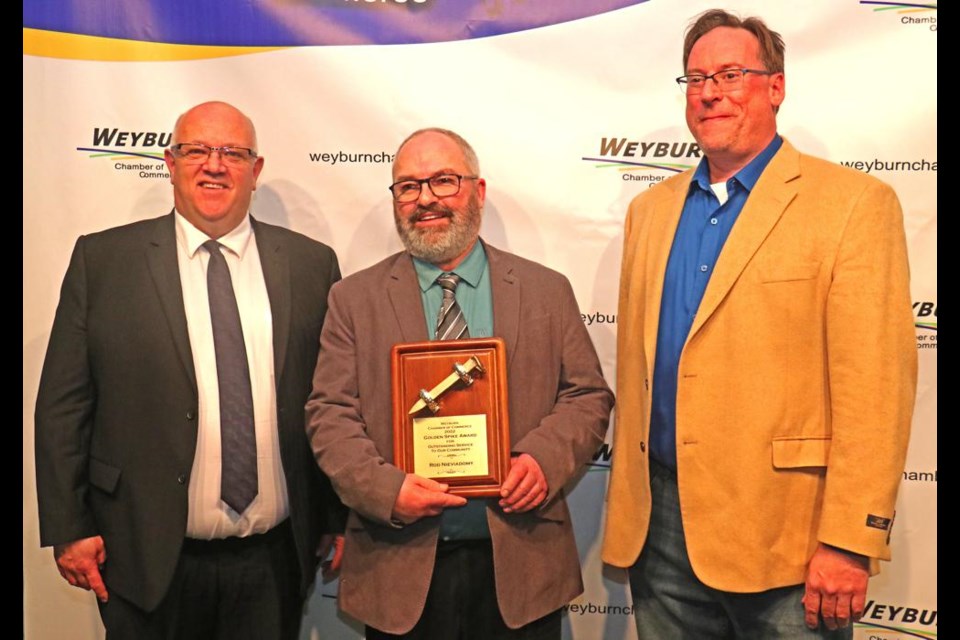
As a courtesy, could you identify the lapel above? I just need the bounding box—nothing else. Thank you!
[687,141,800,340]
[252,219,292,380]
[145,211,196,389]
[642,176,692,375]
[485,242,520,365]
[386,252,430,342]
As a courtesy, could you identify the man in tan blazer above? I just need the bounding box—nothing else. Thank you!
[602,10,916,639]
[306,128,613,638]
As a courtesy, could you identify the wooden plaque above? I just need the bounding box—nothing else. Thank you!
[391,338,510,497]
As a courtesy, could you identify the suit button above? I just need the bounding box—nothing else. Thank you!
[177,474,187,485]
[640,441,646,453]
[186,411,196,421]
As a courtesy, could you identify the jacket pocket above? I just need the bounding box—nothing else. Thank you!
[88,457,122,494]
[759,262,821,283]
[771,436,831,469]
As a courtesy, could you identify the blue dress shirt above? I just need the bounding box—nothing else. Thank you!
[650,135,783,469]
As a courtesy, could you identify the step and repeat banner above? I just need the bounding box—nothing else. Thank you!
[23,1,936,638]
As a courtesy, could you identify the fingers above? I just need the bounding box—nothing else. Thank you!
[331,536,345,572]
[851,588,867,622]
[834,591,854,629]
[820,592,839,630]
[410,475,450,493]
[88,567,109,603]
[392,474,466,523]
[320,535,345,581]
[499,454,547,513]
[502,484,546,513]
[803,587,822,630]
[803,543,869,630]
[499,462,523,496]
[54,536,109,602]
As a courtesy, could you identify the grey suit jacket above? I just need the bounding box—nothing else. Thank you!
[35,212,345,612]
[306,241,613,633]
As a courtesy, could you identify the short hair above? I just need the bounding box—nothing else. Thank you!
[394,128,480,175]
[683,9,785,74]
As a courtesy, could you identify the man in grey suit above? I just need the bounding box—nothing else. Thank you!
[306,128,613,639]
[35,101,344,639]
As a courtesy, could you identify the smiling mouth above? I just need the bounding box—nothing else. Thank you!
[199,182,228,190]
[410,207,453,224]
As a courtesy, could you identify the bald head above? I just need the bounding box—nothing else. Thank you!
[393,128,480,179]
[172,101,259,152]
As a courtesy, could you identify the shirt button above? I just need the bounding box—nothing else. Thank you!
[710,217,718,225]
[186,411,196,421]
[699,265,709,272]
[177,474,187,485]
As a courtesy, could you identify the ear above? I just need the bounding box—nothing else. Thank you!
[163,149,176,185]
[474,177,487,210]
[251,156,265,189]
[769,72,785,110]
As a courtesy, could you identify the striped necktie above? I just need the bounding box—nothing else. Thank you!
[435,273,469,340]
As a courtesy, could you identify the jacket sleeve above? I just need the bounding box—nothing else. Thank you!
[511,276,614,507]
[818,179,917,560]
[35,236,100,547]
[305,281,406,526]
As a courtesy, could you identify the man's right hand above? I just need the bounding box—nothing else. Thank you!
[54,536,108,602]
[391,474,467,524]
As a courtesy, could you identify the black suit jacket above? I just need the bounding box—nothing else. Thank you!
[35,212,344,612]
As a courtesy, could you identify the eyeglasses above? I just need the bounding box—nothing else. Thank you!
[389,173,479,203]
[169,143,258,165]
[676,68,774,95]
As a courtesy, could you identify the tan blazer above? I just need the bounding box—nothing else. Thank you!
[602,140,917,592]
[306,242,613,633]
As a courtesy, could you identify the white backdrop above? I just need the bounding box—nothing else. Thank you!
[23,1,936,638]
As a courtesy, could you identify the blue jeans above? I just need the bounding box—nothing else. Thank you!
[628,461,851,640]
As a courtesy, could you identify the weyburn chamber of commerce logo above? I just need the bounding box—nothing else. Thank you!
[914,300,936,350]
[587,443,613,471]
[77,127,173,180]
[860,1,937,30]
[856,599,937,639]
[914,300,936,332]
[583,137,699,188]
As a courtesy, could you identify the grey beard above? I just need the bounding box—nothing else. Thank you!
[395,201,481,266]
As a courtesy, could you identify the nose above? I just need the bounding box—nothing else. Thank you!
[202,149,226,173]
[699,76,723,102]
[416,180,439,206]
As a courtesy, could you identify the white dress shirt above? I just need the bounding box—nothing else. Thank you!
[175,212,289,539]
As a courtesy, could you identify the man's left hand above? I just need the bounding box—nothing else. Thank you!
[317,534,344,581]
[499,453,548,513]
[803,543,870,630]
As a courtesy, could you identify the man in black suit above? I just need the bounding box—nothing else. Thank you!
[35,101,343,639]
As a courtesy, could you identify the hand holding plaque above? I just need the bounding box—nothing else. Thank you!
[392,338,510,497]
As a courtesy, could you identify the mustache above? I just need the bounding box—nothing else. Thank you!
[406,203,455,224]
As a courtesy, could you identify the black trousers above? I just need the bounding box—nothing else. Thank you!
[98,521,303,640]
[366,539,561,640]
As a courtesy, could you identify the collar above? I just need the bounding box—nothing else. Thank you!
[174,211,254,260]
[412,239,487,292]
[690,134,783,193]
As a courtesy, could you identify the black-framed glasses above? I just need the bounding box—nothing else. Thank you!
[676,68,774,95]
[389,173,479,203]
[169,143,259,165]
